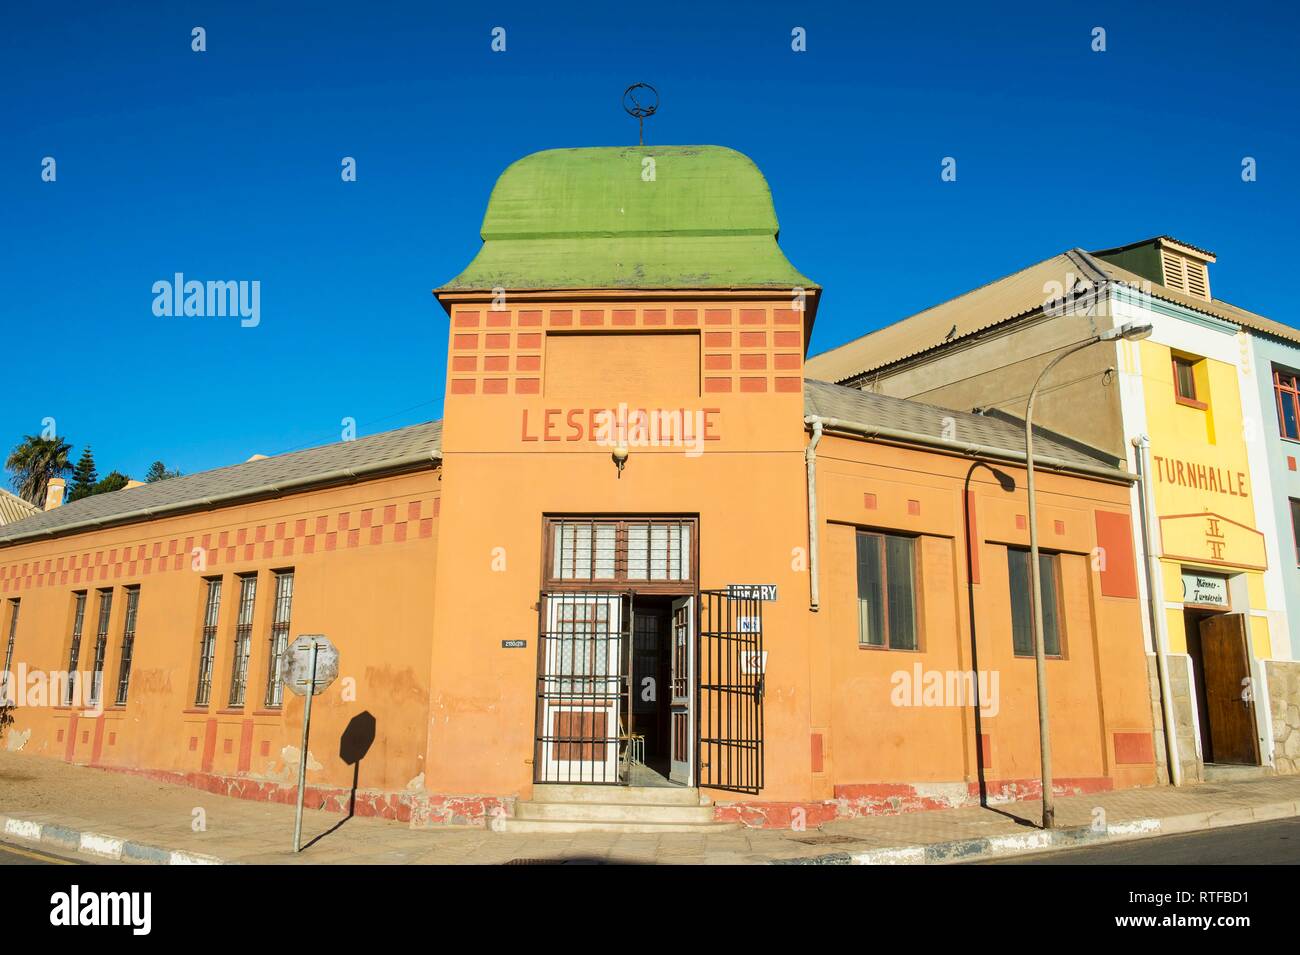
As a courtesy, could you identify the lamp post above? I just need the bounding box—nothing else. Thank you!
[1024,319,1152,829]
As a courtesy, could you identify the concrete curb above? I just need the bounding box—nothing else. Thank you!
[1,813,226,865]
[770,798,1300,865]
[4,795,1298,866]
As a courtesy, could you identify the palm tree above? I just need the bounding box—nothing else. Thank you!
[6,434,73,506]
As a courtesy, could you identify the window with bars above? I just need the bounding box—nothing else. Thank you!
[856,531,918,650]
[263,571,295,707]
[1275,368,1300,441]
[546,518,694,587]
[554,598,613,695]
[114,587,140,706]
[195,578,222,706]
[87,589,113,707]
[1,599,18,705]
[1008,548,1064,657]
[228,574,257,707]
[65,593,87,706]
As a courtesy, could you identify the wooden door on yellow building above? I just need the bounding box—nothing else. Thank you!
[1194,612,1259,766]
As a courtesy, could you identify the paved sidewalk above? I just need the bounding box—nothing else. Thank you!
[2,751,1299,865]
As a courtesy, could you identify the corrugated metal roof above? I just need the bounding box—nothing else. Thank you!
[804,378,1123,474]
[804,252,1095,383]
[1092,234,1217,260]
[1089,252,1300,346]
[0,421,442,547]
[805,246,1300,384]
[0,488,40,526]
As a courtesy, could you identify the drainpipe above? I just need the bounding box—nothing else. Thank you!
[1132,434,1182,786]
[805,419,824,611]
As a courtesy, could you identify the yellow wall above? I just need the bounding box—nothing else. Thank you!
[1140,340,1271,657]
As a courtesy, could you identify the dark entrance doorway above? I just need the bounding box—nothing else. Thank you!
[629,595,677,785]
[1185,609,1259,766]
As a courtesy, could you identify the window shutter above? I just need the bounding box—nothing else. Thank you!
[1160,248,1211,300]
[1161,249,1187,293]
[1184,260,1209,299]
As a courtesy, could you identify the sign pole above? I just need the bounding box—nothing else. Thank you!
[292,639,319,853]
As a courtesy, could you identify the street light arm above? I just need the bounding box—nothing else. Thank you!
[1025,335,1102,424]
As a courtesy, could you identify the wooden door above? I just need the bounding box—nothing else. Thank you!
[1198,613,1259,765]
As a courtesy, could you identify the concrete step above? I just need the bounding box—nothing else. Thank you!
[532,784,704,806]
[500,817,736,834]
[515,801,716,824]
[1204,763,1274,783]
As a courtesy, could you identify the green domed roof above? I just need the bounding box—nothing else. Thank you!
[440,146,815,292]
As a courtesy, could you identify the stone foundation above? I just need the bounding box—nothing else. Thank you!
[1147,653,1203,784]
[1266,660,1300,775]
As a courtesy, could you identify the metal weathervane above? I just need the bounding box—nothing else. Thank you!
[622,83,659,145]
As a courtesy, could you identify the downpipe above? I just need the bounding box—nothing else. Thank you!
[805,418,824,611]
[1133,434,1182,786]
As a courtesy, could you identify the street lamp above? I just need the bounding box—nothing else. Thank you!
[1024,319,1151,829]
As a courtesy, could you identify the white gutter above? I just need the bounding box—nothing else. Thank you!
[0,450,442,547]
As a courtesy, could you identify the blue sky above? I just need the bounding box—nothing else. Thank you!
[4,1,1297,482]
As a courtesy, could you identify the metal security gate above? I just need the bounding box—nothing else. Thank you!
[534,591,632,785]
[698,589,764,793]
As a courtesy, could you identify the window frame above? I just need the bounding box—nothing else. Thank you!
[855,529,920,651]
[113,586,140,706]
[1274,367,1300,441]
[87,588,113,707]
[1171,354,1208,410]
[65,592,87,706]
[195,577,222,707]
[1007,548,1065,659]
[1,599,18,704]
[542,516,697,593]
[1291,499,1300,568]
[227,573,257,708]
[263,570,295,708]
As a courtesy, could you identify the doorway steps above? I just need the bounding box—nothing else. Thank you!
[1204,763,1274,784]
[500,784,735,833]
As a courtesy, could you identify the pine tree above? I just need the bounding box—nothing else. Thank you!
[145,461,182,483]
[68,447,99,502]
[91,471,130,496]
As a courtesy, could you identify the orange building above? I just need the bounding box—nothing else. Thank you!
[0,146,1156,829]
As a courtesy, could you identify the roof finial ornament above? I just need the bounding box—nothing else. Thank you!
[622,83,659,146]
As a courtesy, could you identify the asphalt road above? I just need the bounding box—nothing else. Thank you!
[983,817,1300,864]
[0,841,83,865]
